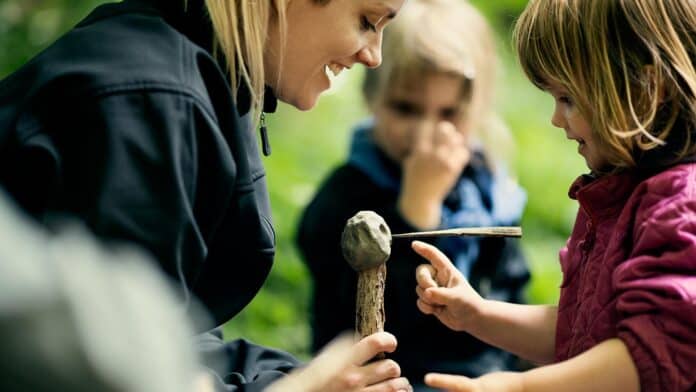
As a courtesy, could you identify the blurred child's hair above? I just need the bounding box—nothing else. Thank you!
[514,0,696,170]
[362,0,513,168]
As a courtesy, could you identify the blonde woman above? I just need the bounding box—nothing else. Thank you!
[297,0,528,390]
[0,0,412,391]
[413,0,696,391]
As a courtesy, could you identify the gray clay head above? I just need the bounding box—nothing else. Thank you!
[341,211,391,271]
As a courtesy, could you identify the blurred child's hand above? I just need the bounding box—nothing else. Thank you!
[398,120,469,229]
[265,332,412,392]
[413,241,484,332]
[424,371,524,392]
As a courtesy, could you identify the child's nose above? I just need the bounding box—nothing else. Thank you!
[551,103,566,128]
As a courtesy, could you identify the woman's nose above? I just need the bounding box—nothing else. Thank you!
[357,36,383,68]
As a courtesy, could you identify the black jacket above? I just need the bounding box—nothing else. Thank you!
[297,155,530,385]
[0,1,298,390]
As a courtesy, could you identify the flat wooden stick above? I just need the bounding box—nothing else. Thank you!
[391,226,522,239]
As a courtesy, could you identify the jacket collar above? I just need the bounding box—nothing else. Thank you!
[569,171,641,221]
[139,0,213,52]
[236,84,278,117]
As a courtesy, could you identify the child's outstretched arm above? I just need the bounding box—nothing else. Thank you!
[413,241,557,364]
[424,338,639,392]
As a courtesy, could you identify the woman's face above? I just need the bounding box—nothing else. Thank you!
[265,0,405,111]
[372,72,470,164]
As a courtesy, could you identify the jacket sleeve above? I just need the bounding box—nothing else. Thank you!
[15,90,221,296]
[196,330,301,392]
[614,195,696,392]
[474,236,529,304]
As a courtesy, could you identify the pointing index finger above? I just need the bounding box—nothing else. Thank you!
[411,241,457,275]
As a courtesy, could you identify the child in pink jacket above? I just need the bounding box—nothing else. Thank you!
[413,0,696,391]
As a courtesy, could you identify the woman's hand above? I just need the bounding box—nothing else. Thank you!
[398,120,469,229]
[266,332,412,392]
[413,241,484,332]
[424,372,524,392]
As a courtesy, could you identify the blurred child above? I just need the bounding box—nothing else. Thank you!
[414,0,696,391]
[297,0,529,389]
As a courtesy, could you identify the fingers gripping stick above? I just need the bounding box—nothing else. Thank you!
[341,211,391,359]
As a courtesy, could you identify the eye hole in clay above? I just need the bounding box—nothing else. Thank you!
[379,224,388,235]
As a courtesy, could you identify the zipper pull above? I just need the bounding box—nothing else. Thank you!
[260,112,271,156]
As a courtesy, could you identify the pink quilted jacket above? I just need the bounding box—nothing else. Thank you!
[557,163,696,391]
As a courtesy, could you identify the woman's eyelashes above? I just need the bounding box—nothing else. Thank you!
[360,16,377,32]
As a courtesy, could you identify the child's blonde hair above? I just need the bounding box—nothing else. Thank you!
[363,0,512,167]
[514,0,696,170]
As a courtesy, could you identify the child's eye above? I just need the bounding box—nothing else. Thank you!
[440,107,458,119]
[559,96,574,106]
[360,16,377,32]
[389,101,418,116]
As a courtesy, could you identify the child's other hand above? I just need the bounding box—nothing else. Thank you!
[413,241,483,332]
[424,371,524,392]
[399,120,469,229]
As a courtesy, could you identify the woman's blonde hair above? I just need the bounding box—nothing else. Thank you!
[514,0,696,170]
[204,0,287,118]
[363,0,513,168]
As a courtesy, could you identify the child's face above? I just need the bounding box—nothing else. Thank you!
[371,72,469,164]
[546,82,609,172]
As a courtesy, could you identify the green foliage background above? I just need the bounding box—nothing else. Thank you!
[1,0,586,359]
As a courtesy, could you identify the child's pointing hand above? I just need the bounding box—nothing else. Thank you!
[413,241,485,332]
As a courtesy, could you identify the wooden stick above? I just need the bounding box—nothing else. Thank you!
[391,226,522,239]
[355,263,386,360]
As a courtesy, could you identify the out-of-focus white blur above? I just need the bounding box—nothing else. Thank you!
[0,192,205,391]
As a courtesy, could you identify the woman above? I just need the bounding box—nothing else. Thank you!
[0,0,409,391]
